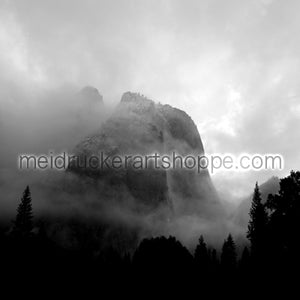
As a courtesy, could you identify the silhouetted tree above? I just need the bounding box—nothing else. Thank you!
[266,171,300,268]
[12,186,33,238]
[194,235,209,271]
[221,234,237,273]
[247,182,268,259]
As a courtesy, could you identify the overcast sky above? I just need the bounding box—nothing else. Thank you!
[1,0,300,201]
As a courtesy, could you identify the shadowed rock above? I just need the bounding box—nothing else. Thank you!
[69,92,223,218]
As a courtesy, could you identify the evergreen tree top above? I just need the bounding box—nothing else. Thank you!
[12,185,34,238]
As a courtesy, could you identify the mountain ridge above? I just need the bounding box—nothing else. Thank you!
[69,90,223,218]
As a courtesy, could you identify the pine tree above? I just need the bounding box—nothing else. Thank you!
[247,182,268,257]
[194,235,209,271]
[221,234,237,273]
[12,186,33,238]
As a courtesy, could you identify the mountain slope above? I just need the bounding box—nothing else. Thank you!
[69,91,223,218]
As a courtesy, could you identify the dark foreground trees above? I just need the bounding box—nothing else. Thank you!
[1,171,299,292]
[266,170,300,269]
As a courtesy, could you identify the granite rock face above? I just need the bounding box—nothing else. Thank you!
[69,92,222,217]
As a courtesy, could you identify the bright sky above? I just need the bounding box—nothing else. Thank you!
[1,0,300,201]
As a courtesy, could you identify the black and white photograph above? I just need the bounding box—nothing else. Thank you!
[0,0,299,295]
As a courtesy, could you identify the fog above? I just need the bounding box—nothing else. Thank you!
[0,86,241,248]
[1,0,300,247]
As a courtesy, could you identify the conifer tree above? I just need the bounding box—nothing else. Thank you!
[12,186,33,238]
[247,182,268,257]
[194,235,210,272]
[221,234,237,272]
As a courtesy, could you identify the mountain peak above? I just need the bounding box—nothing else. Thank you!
[120,91,154,105]
[70,92,221,217]
[79,86,104,104]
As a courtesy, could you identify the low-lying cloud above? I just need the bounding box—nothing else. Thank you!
[1,0,300,248]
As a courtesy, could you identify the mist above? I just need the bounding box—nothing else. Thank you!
[1,0,300,250]
[0,85,243,251]
[1,0,299,202]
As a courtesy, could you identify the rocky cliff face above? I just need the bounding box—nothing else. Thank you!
[69,91,222,218]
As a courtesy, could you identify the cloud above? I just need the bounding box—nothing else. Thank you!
[0,0,300,204]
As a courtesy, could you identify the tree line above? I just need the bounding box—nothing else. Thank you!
[0,171,299,291]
